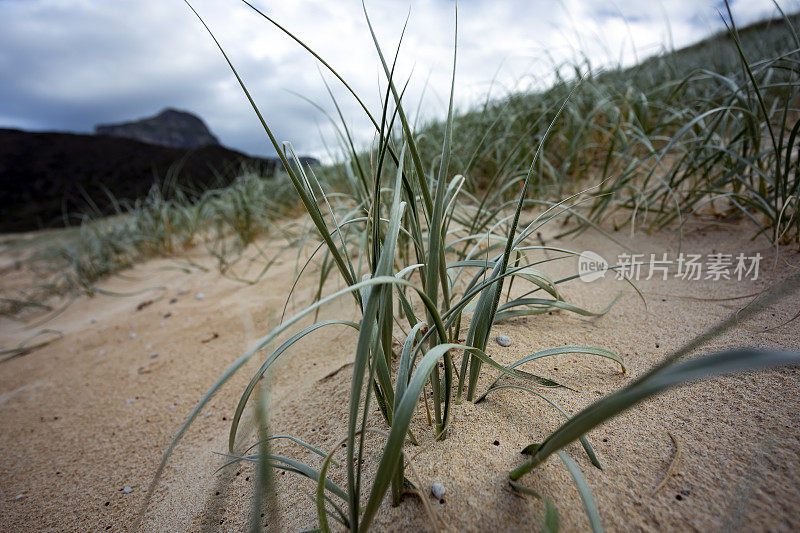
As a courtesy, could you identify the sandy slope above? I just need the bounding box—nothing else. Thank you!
[0,220,798,532]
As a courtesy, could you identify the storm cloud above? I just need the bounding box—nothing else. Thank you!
[0,0,789,160]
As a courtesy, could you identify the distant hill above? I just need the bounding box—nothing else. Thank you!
[95,108,220,149]
[1,105,321,232]
[0,128,312,232]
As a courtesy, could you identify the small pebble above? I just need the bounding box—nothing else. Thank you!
[99,349,106,356]
[159,322,166,328]
[126,399,135,405]
[100,325,107,332]
[122,486,132,494]
[196,293,205,300]
[168,405,175,410]
[169,298,178,304]
[15,494,23,500]
[496,334,511,347]
[150,353,158,359]
[90,319,96,324]
[431,483,446,499]
[178,289,186,295]
[204,412,212,418]
[145,344,152,350]
[129,333,137,339]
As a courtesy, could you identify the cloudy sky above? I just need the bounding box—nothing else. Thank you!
[0,0,793,160]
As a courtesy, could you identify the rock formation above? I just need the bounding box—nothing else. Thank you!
[94,108,220,149]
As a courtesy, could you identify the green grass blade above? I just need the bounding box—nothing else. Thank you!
[229,320,360,452]
[511,348,800,480]
[477,384,602,469]
[508,481,560,533]
[555,451,603,533]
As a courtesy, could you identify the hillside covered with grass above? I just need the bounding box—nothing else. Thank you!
[8,9,796,314]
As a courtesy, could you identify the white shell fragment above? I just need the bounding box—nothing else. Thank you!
[123,486,132,494]
[129,333,137,339]
[496,334,511,347]
[196,293,205,300]
[431,482,446,499]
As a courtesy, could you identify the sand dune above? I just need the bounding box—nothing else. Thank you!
[1,220,798,531]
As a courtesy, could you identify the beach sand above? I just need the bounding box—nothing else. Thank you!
[1,219,798,531]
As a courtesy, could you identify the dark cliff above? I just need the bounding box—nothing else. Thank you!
[94,108,220,149]
[0,128,277,232]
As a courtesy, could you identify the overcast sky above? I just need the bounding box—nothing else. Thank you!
[0,0,793,160]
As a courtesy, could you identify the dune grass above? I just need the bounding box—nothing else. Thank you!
[0,166,302,319]
[408,8,799,244]
[129,2,800,532]
[6,5,796,321]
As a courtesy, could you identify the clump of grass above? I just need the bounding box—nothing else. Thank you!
[140,2,800,532]
[1,165,297,318]
[409,9,800,243]
[581,5,800,244]
[8,5,795,322]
